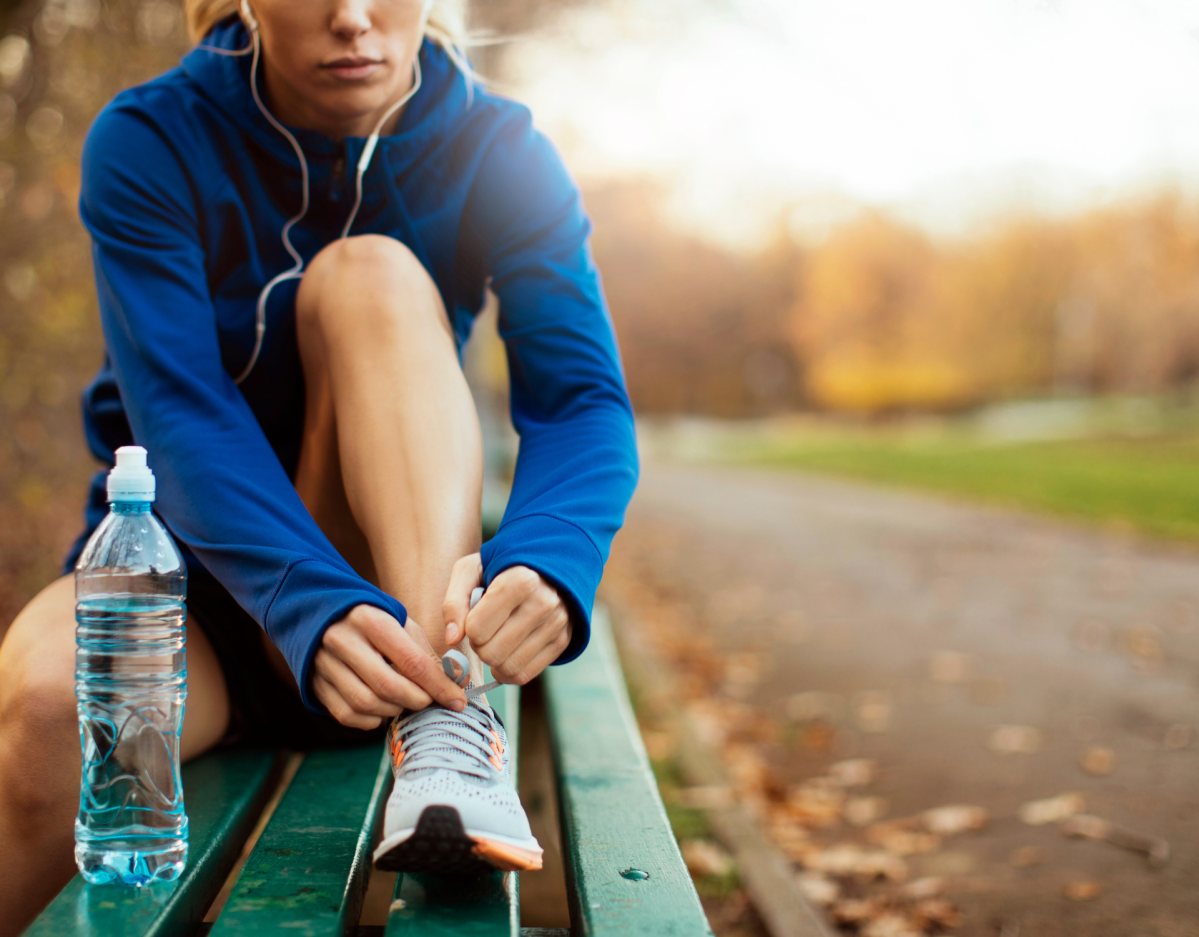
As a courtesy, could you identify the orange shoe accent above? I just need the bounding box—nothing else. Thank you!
[471,837,543,872]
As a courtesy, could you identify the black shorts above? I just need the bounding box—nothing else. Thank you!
[187,572,386,750]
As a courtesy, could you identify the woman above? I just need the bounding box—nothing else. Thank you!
[0,0,637,928]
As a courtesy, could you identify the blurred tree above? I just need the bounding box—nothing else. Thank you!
[790,197,1199,413]
[587,179,804,416]
[0,0,190,629]
[791,213,969,412]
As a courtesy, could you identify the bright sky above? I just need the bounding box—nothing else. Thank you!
[505,0,1199,247]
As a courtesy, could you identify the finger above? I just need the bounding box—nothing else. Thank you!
[493,621,572,686]
[465,566,540,647]
[474,588,559,667]
[321,621,432,711]
[313,672,383,730]
[315,647,405,717]
[491,606,570,680]
[442,554,483,646]
[361,611,467,711]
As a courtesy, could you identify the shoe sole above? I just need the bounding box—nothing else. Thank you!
[373,805,543,874]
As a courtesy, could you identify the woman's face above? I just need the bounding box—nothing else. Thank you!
[247,0,429,139]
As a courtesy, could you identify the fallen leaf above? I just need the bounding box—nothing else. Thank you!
[922,805,989,835]
[867,821,941,856]
[989,725,1042,755]
[855,691,895,733]
[799,722,838,751]
[928,651,973,684]
[913,898,963,928]
[785,691,844,724]
[1062,881,1102,901]
[681,838,734,878]
[1080,746,1116,776]
[899,876,943,899]
[862,912,923,937]
[1010,846,1044,868]
[725,743,770,791]
[767,815,811,859]
[724,652,763,683]
[845,796,889,827]
[1019,792,1086,825]
[829,757,877,787]
[1121,625,1163,663]
[794,871,839,906]
[785,781,847,827]
[831,897,883,925]
[801,843,908,882]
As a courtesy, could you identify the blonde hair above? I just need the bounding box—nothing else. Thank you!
[184,0,475,78]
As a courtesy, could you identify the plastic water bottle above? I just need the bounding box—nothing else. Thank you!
[74,445,188,886]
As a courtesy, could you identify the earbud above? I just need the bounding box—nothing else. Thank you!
[240,0,259,33]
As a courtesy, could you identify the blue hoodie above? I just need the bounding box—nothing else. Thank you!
[69,20,639,711]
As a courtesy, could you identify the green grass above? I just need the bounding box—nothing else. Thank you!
[731,431,1199,542]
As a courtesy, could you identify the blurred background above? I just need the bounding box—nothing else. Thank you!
[2,1,1198,934]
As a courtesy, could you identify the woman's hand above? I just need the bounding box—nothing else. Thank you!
[313,604,466,729]
[442,554,574,685]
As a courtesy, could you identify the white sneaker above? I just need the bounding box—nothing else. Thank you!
[373,670,543,874]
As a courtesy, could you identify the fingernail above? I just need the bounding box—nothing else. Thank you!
[451,699,465,712]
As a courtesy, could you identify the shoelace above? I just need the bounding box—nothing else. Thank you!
[388,647,504,781]
[389,700,505,780]
[441,649,500,700]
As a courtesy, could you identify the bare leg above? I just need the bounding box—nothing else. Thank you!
[0,575,230,936]
[295,235,484,676]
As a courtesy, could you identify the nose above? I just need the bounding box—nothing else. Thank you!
[329,0,371,41]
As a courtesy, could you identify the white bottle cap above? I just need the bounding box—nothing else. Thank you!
[107,445,156,502]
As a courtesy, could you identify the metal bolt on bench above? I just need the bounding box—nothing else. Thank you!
[27,608,712,936]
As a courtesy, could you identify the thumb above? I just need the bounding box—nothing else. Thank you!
[443,554,483,646]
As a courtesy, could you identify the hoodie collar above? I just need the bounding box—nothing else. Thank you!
[181,18,471,164]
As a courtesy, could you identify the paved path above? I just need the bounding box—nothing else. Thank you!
[602,460,1199,937]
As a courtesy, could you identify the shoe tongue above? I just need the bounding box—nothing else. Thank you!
[398,699,496,780]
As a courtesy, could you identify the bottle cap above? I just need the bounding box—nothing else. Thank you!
[107,445,156,502]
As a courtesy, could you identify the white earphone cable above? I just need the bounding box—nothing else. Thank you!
[340,55,421,240]
[233,21,310,384]
[200,4,425,385]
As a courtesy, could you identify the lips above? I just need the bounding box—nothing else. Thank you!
[322,56,383,80]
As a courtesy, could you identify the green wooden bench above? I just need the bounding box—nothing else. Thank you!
[27,609,712,936]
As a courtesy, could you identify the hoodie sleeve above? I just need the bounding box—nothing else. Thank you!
[465,105,639,664]
[80,102,408,712]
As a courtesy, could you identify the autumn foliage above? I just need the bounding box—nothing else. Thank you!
[590,187,1199,415]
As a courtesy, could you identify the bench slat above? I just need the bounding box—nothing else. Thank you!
[28,747,278,937]
[209,743,390,937]
[543,608,713,937]
[386,869,517,937]
[385,681,520,937]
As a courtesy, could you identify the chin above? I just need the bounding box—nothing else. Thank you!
[316,87,392,120]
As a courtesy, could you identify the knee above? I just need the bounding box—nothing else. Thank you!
[0,672,78,833]
[297,235,444,340]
